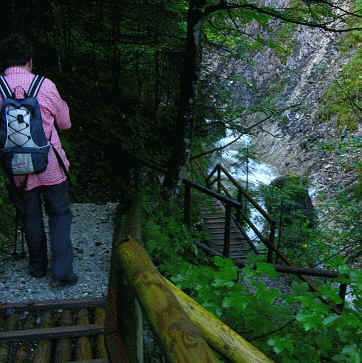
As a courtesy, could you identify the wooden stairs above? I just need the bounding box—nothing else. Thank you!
[200,198,253,265]
[0,298,108,363]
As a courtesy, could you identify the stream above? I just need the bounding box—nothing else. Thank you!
[213,130,278,241]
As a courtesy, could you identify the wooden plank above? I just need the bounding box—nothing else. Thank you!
[209,245,248,250]
[205,224,229,229]
[209,237,248,243]
[204,218,226,223]
[205,229,242,233]
[209,242,248,250]
[75,309,93,360]
[95,307,107,359]
[209,237,246,242]
[14,312,35,363]
[203,215,225,219]
[0,325,104,342]
[0,298,106,312]
[54,310,73,363]
[0,313,17,363]
[33,311,53,363]
[69,360,109,363]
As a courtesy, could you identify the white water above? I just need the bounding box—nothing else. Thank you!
[213,130,278,240]
[214,130,278,186]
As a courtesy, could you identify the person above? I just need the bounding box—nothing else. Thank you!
[0,34,77,286]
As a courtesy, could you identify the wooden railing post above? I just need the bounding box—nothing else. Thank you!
[118,238,220,363]
[105,192,143,363]
[223,204,231,257]
[217,165,221,193]
[267,222,275,263]
[236,190,242,222]
[337,283,347,313]
[184,181,191,229]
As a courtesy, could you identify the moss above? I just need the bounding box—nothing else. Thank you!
[318,52,361,131]
[273,22,297,63]
[318,0,361,131]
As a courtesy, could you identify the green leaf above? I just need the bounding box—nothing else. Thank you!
[342,344,361,363]
[255,261,279,278]
[322,314,339,326]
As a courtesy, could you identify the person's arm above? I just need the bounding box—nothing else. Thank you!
[42,79,71,130]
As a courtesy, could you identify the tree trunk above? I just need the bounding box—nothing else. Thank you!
[111,0,121,102]
[163,0,207,198]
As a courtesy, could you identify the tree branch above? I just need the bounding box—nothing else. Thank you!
[310,0,362,18]
[250,318,296,341]
[244,103,302,132]
[204,2,362,33]
[257,126,284,138]
[190,132,244,160]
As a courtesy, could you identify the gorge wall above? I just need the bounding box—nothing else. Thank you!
[204,0,360,200]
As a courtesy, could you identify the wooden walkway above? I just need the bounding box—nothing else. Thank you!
[200,198,253,265]
[0,298,108,363]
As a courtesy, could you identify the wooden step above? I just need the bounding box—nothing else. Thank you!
[0,325,104,342]
[203,217,227,222]
[69,360,109,363]
[0,298,108,362]
[200,197,256,265]
[205,230,244,235]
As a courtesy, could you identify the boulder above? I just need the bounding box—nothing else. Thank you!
[266,175,317,228]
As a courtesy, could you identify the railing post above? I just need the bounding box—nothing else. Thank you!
[217,165,221,193]
[223,204,231,257]
[184,181,191,229]
[105,193,143,363]
[337,283,347,313]
[236,190,242,222]
[267,222,275,263]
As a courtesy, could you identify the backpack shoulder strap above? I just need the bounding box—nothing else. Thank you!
[0,75,13,99]
[27,75,45,98]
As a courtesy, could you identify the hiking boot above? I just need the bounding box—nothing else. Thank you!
[29,265,47,278]
[58,272,78,286]
[30,270,47,278]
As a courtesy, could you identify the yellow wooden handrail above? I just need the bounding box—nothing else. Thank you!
[105,194,274,362]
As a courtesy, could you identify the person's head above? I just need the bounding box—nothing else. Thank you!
[0,33,33,71]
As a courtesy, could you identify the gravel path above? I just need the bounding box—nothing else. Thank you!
[0,202,117,304]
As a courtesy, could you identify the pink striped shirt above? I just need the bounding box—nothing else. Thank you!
[0,66,71,190]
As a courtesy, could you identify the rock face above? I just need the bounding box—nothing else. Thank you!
[265,175,317,229]
[204,0,360,200]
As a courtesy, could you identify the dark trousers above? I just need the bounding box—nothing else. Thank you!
[22,181,74,280]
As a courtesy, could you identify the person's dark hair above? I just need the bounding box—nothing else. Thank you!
[0,33,33,70]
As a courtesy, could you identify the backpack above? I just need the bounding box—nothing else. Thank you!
[0,74,50,177]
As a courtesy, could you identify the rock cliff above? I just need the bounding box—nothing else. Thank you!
[204,0,360,201]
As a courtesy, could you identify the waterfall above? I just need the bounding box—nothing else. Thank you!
[213,130,278,240]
